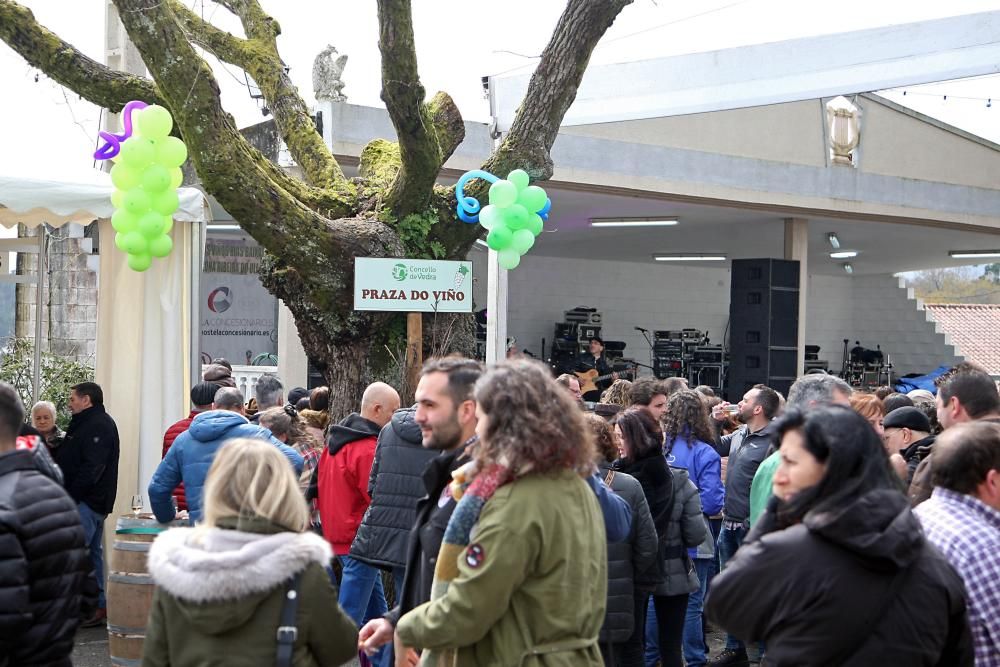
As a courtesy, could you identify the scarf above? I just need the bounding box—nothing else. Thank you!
[421,460,508,666]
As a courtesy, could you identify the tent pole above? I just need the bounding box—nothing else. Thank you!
[32,227,47,404]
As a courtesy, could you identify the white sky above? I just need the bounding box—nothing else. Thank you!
[0,0,998,182]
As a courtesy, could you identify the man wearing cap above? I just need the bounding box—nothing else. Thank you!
[160,382,218,512]
[883,406,934,485]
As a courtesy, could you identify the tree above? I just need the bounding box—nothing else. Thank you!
[984,263,1000,284]
[0,0,634,415]
[905,266,1000,304]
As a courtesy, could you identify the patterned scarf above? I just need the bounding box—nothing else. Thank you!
[421,460,508,666]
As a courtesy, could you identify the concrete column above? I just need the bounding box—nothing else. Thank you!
[484,249,508,364]
[784,218,808,378]
[277,301,309,388]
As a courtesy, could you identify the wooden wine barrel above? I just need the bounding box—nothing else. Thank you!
[107,514,187,667]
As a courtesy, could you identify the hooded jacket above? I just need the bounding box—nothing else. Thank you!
[0,450,96,667]
[160,409,204,512]
[148,410,303,523]
[315,413,382,554]
[705,489,973,667]
[142,516,357,667]
[598,463,660,643]
[53,404,120,515]
[350,408,439,569]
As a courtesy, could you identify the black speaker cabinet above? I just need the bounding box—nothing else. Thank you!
[727,258,799,401]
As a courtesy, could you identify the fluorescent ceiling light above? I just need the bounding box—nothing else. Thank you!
[209,224,242,231]
[948,250,1000,258]
[653,254,726,261]
[830,250,858,259]
[827,233,841,249]
[843,263,854,274]
[591,217,679,227]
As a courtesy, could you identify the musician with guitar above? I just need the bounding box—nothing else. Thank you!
[578,336,619,402]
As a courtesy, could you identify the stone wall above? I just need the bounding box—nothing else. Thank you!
[14,223,99,363]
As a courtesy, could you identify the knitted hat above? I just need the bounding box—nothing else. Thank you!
[203,364,236,388]
[906,388,936,403]
[190,382,219,407]
[287,386,309,407]
[883,406,931,433]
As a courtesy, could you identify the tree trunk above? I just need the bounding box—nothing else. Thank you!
[322,340,372,423]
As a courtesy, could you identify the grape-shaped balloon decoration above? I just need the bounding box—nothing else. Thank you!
[94,101,188,272]
[455,168,551,271]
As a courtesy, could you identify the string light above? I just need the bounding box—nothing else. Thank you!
[899,89,997,108]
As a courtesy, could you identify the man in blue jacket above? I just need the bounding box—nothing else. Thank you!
[148,387,303,523]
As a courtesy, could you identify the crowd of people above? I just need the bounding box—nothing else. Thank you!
[1,354,998,667]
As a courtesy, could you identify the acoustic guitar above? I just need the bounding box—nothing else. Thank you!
[574,365,635,395]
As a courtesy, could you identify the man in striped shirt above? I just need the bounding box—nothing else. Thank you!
[915,421,1000,667]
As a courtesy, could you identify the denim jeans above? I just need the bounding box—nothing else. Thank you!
[338,556,389,667]
[643,594,689,667]
[717,523,748,651]
[78,502,106,608]
[682,558,715,667]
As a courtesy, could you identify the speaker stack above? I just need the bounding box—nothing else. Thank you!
[727,258,799,400]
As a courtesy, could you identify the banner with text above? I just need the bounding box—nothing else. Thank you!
[200,233,278,365]
[354,258,473,312]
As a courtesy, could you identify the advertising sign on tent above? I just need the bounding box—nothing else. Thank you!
[199,233,278,364]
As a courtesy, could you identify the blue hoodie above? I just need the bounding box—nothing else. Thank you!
[148,410,303,523]
[666,434,724,559]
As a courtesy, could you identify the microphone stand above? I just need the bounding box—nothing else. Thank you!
[636,328,655,377]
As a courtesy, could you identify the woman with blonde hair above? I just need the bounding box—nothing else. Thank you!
[602,378,634,408]
[299,386,330,442]
[142,438,357,666]
[394,358,610,665]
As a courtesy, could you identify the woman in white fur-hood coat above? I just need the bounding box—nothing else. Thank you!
[142,438,357,667]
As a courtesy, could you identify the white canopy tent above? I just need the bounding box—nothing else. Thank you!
[0,169,208,524]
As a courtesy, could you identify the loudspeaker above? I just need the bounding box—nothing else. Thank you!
[727,258,799,400]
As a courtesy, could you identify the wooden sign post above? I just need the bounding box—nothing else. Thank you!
[406,312,422,395]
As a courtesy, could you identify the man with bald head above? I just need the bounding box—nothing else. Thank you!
[315,381,400,662]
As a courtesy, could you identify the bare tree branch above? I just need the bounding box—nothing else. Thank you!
[376,0,465,217]
[185,0,346,186]
[169,0,250,65]
[482,0,633,180]
[0,0,163,111]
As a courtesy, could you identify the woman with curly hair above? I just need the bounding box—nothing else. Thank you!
[394,358,609,666]
[602,378,634,408]
[614,408,705,667]
[661,390,724,667]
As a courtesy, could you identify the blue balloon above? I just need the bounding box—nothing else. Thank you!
[539,198,552,216]
[455,169,501,223]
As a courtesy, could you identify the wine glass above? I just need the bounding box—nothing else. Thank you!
[131,494,143,518]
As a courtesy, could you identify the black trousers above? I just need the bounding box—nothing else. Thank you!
[599,593,648,667]
[651,593,689,667]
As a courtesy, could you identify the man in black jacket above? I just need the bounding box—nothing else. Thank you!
[53,381,120,628]
[350,406,439,596]
[0,382,96,665]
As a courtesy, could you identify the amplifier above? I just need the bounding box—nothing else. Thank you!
[693,346,724,363]
[564,308,601,324]
[654,357,685,378]
[579,325,602,341]
[654,330,684,341]
[681,329,704,340]
[654,343,683,357]
[554,322,578,340]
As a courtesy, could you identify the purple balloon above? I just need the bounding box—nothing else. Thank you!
[93,100,149,161]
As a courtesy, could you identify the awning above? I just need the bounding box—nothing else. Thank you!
[0,170,208,228]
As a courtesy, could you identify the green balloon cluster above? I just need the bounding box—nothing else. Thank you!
[480,169,548,270]
[109,105,187,272]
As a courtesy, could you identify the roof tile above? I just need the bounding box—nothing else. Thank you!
[924,304,1000,375]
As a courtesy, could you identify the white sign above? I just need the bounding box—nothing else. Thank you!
[199,234,278,364]
[354,258,473,312]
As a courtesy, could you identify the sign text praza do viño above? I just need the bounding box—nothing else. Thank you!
[354,258,473,313]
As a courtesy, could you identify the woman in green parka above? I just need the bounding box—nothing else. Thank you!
[142,437,357,667]
[394,358,609,666]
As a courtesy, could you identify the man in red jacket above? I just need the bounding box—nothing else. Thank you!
[316,381,400,655]
[160,382,218,511]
